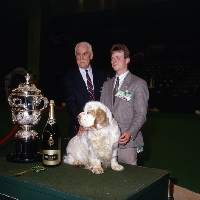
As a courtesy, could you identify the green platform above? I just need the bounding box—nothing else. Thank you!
[0,157,170,200]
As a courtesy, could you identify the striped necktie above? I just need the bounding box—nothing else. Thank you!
[85,70,95,100]
[113,77,119,104]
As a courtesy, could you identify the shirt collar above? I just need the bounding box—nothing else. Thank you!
[115,70,129,81]
[79,65,92,73]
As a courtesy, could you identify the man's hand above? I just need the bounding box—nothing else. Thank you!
[77,126,85,136]
[119,131,131,145]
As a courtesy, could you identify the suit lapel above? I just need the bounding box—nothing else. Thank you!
[120,71,132,92]
[113,72,132,107]
[92,67,106,98]
[111,77,116,107]
[74,68,88,95]
[92,68,99,93]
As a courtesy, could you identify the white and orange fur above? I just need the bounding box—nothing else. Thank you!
[63,101,124,174]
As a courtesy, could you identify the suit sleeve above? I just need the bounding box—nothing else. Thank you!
[100,82,106,104]
[63,73,80,129]
[100,81,110,106]
[93,68,107,101]
[128,80,149,140]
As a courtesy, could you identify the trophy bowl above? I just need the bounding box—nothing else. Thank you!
[6,73,48,163]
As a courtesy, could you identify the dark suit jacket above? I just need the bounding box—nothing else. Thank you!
[63,67,107,138]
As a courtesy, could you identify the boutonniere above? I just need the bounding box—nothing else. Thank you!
[115,89,132,102]
[124,90,131,96]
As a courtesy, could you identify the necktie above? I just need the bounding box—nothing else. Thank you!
[85,70,95,100]
[113,77,119,104]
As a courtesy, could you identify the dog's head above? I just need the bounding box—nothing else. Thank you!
[78,101,112,130]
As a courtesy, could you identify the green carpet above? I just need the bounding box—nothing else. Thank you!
[140,111,200,194]
[0,156,169,200]
[1,102,200,194]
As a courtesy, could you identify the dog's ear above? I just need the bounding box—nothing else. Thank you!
[94,108,109,129]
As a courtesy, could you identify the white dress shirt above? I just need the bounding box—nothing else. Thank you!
[79,66,94,90]
[114,70,129,90]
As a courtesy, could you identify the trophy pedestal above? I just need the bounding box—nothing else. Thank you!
[6,137,41,163]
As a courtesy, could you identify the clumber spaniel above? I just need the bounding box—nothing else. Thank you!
[63,101,124,174]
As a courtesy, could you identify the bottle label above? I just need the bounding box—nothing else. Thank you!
[42,150,61,165]
[48,136,54,146]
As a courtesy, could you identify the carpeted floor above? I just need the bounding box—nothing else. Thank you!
[1,102,200,194]
[139,111,200,194]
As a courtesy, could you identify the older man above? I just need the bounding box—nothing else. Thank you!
[63,42,107,138]
[100,44,149,165]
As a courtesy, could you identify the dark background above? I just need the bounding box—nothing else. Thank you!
[0,0,200,108]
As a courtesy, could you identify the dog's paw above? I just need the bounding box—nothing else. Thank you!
[63,154,74,165]
[63,155,68,163]
[112,164,124,171]
[73,160,83,166]
[92,167,104,174]
[84,165,92,170]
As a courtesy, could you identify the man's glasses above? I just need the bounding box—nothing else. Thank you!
[76,52,90,58]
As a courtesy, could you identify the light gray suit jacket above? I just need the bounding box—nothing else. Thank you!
[100,71,149,149]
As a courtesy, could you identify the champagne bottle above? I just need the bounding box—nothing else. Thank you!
[42,100,61,166]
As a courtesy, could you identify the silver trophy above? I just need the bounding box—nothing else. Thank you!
[6,73,48,163]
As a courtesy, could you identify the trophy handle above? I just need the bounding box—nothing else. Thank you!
[8,97,23,107]
[39,96,49,111]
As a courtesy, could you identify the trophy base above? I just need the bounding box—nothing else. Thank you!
[6,137,42,163]
[6,152,42,163]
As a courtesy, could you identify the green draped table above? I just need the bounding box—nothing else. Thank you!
[0,156,170,200]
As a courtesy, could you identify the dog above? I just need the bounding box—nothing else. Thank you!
[63,101,124,174]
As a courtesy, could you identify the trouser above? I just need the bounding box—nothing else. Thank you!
[117,147,137,165]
